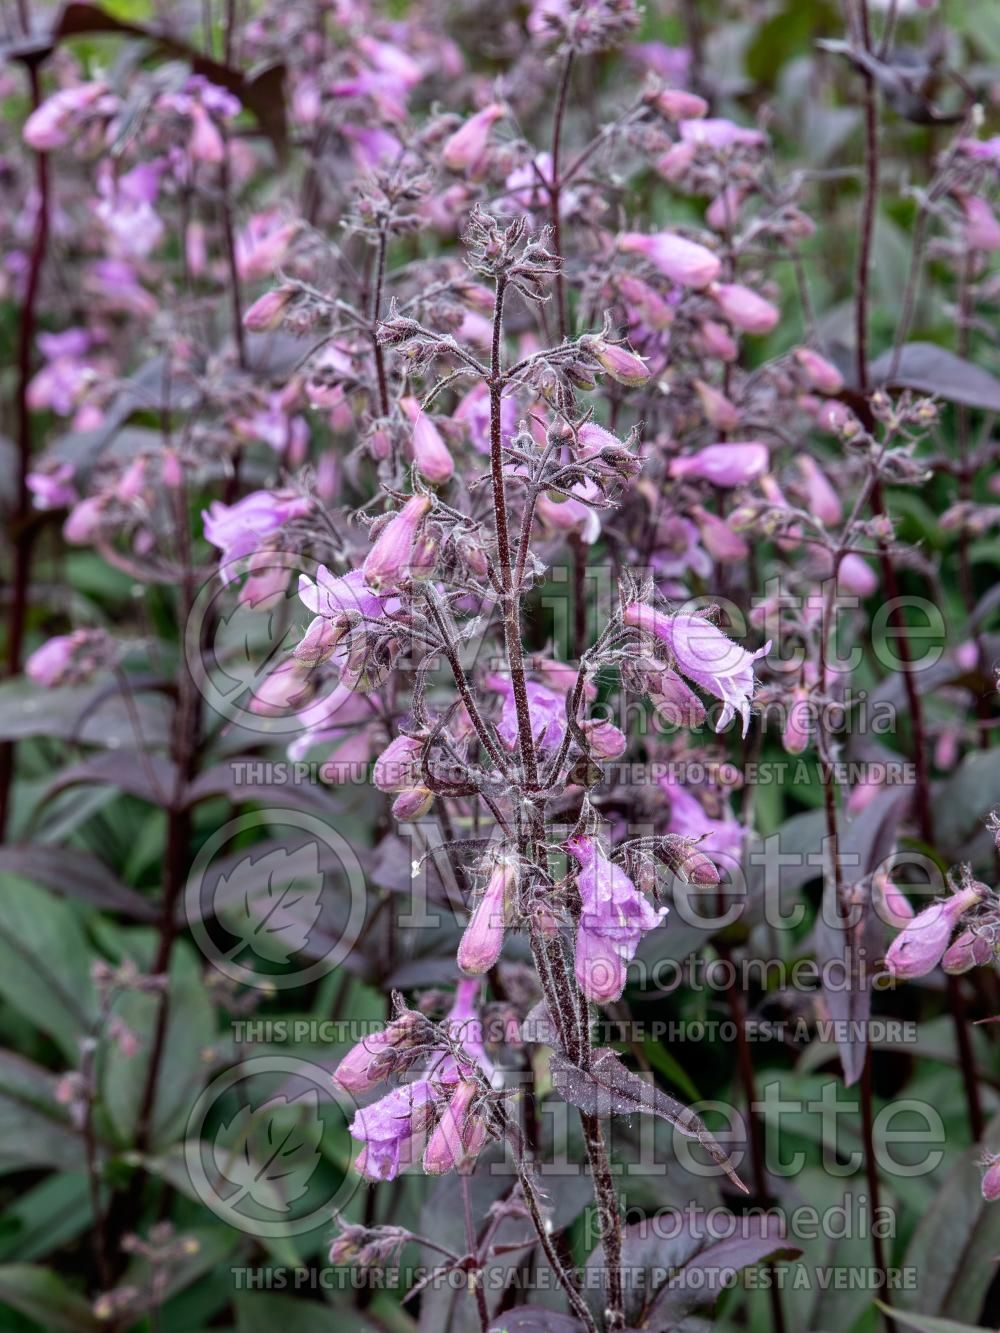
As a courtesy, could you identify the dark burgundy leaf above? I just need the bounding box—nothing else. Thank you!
[550,1049,748,1193]
[869,343,1000,411]
[0,846,157,920]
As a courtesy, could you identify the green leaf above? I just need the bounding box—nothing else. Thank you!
[0,1174,92,1263]
[0,878,96,1058]
[0,1053,86,1176]
[0,1264,99,1332]
[899,1111,1000,1321]
[100,941,214,1148]
[878,1303,987,1333]
[235,1291,343,1332]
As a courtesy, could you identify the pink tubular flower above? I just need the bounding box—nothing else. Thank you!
[710,283,779,335]
[26,629,111,688]
[401,399,454,484]
[203,490,312,583]
[27,461,78,511]
[363,495,434,591]
[794,454,842,526]
[793,347,844,396]
[662,777,745,870]
[243,287,295,331]
[566,834,666,1003]
[350,1080,439,1181]
[942,929,994,975]
[442,103,505,172]
[706,185,748,232]
[619,231,720,289]
[669,442,769,487]
[23,82,115,150]
[580,717,627,760]
[623,604,770,737]
[645,665,708,728]
[582,336,650,386]
[333,1011,425,1094]
[690,505,748,563]
[960,195,1000,252]
[373,736,425,793]
[679,117,766,149]
[885,884,985,980]
[236,213,299,280]
[782,688,811,755]
[837,554,878,598]
[422,1077,487,1175]
[391,786,435,821]
[982,1155,1000,1202]
[458,854,518,974]
[653,88,709,121]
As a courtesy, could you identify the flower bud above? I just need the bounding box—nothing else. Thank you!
[794,454,842,526]
[694,379,740,431]
[652,88,708,121]
[696,319,738,361]
[942,929,994,975]
[458,855,517,974]
[373,735,425,792]
[294,614,351,666]
[706,185,748,232]
[837,554,878,598]
[960,194,1000,252]
[363,494,434,591]
[408,408,454,484]
[710,282,779,335]
[581,336,650,386]
[782,688,811,755]
[981,1154,1000,1202]
[249,661,314,716]
[690,504,748,563]
[391,785,434,821]
[580,718,627,760]
[793,347,844,395]
[885,885,985,980]
[244,286,295,331]
[442,103,504,172]
[422,1078,485,1175]
[619,230,720,289]
[655,141,696,181]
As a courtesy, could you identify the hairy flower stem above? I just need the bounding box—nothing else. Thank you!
[581,1113,625,1332]
[716,935,787,1333]
[0,58,49,840]
[489,277,537,791]
[549,50,574,341]
[515,1151,599,1333]
[862,1050,896,1333]
[372,226,391,418]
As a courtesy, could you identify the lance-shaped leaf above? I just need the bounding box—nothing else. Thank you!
[213,1090,323,1212]
[550,1048,748,1193]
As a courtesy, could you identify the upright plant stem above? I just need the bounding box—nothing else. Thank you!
[461,1173,489,1332]
[0,58,49,839]
[549,50,574,342]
